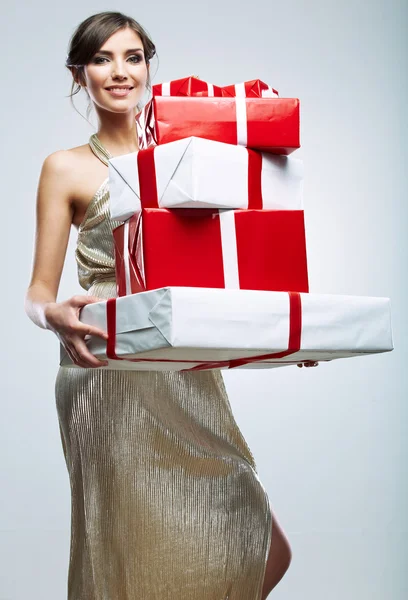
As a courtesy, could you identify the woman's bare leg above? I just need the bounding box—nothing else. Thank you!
[261,509,292,599]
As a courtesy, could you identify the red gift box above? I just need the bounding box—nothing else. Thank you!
[113,208,309,296]
[136,96,300,154]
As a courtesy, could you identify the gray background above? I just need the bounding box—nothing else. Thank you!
[1,0,406,598]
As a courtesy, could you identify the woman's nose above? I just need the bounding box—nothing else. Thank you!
[111,62,127,78]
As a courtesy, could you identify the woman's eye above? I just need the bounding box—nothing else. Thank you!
[93,55,143,64]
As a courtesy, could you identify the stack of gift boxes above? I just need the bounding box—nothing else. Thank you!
[112,76,308,297]
[60,76,393,370]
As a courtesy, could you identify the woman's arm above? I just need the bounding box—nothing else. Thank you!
[24,151,108,368]
[24,151,74,329]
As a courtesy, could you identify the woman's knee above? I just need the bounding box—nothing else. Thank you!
[284,540,293,571]
[269,514,293,571]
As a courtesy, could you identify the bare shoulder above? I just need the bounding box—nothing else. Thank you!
[36,149,76,212]
[41,148,75,176]
[40,146,84,199]
[40,143,108,227]
[41,143,88,180]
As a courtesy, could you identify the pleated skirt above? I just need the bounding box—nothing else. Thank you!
[55,282,272,600]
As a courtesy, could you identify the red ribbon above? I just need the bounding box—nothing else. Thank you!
[247,149,263,209]
[106,297,119,359]
[137,147,158,208]
[185,291,301,370]
[135,100,157,150]
[105,291,302,370]
[136,144,264,209]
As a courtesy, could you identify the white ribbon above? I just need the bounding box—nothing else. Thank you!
[234,83,248,146]
[123,220,132,295]
[261,86,279,98]
[160,80,248,146]
[161,80,215,97]
[137,104,148,150]
[218,210,240,288]
[161,82,171,96]
[123,210,239,292]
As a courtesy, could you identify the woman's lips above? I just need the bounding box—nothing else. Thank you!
[105,87,134,97]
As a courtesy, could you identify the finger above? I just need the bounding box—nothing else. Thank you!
[70,294,94,307]
[64,344,80,366]
[297,363,303,368]
[75,348,106,368]
[85,296,105,304]
[73,350,90,369]
[70,295,104,308]
[76,323,109,341]
[67,344,91,369]
[74,337,108,368]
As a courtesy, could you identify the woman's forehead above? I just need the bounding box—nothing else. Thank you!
[100,28,144,52]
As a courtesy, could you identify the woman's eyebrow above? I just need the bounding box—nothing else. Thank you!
[96,48,144,56]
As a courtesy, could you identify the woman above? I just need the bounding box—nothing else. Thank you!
[25,10,306,599]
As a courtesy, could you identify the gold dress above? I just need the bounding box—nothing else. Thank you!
[55,134,272,600]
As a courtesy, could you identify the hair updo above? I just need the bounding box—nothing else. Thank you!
[65,11,157,120]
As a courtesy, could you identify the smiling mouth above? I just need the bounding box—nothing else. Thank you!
[105,86,134,90]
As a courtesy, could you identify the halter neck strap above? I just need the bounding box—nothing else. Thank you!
[89,133,112,167]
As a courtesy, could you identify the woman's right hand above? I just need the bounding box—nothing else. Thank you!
[45,295,109,368]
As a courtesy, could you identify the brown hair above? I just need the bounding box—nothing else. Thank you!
[65,11,157,122]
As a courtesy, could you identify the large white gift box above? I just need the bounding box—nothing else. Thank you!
[108,136,304,221]
[59,287,393,372]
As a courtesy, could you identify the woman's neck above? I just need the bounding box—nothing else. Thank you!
[95,116,139,156]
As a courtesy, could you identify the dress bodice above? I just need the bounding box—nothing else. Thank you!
[75,134,122,298]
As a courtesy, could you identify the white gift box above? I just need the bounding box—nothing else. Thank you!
[108,136,304,221]
[59,287,393,372]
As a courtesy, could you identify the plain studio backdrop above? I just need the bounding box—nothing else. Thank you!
[0,0,406,598]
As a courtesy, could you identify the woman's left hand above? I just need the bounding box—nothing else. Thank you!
[297,360,319,368]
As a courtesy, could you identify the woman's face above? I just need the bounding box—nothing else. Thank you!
[83,27,149,113]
